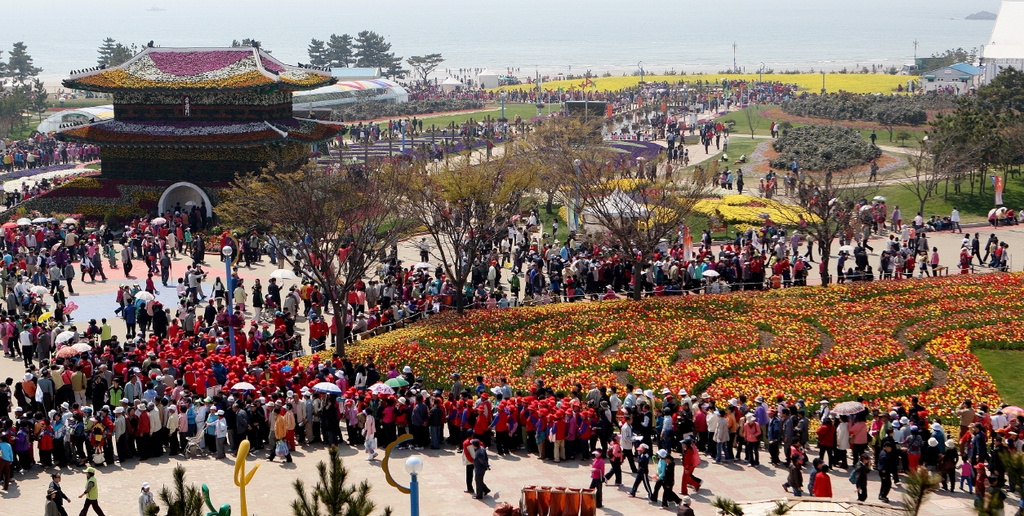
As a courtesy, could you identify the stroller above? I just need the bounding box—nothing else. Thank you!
[183,423,207,459]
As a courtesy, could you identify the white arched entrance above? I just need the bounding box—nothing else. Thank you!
[158,182,213,217]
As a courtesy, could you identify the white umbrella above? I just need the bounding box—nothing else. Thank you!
[368,383,395,396]
[270,269,296,280]
[838,245,855,253]
[231,381,256,391]
[16,218,31,226]
[32,217,53,224]
[859,205,873,213]
[872,196,887,202]
[413,262,432,270]
[63,218,78,224]
[832,401,866,416]
[185,201,197,207]
[703,270,720,277]
[30,286,48,296]
[55,331,77,344]
[312,382,341,394]
[134,291,155,301]
[71,343,92,352]
[151,217,167,226]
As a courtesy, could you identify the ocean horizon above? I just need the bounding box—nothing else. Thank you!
[2,0,1002,90]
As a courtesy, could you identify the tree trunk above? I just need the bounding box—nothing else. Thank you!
[545,191,555,214]
[454,286,465,314]
[632,260,643,301]
[331,297,347,357]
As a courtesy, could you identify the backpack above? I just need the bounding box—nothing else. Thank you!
[848,465,858,484]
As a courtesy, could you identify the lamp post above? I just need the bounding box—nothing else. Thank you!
[500,91,507,120]
[570,159,581,234]
[405,456,423,516]
[222,245,236,355]
[759,62,765,83]
[638,61,644,84]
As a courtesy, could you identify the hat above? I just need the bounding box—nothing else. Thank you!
[819,399,829,404]
[142,482,151,490]
[402,366,412,374]
[643,390,654,398]
[592,450,602,457]
[892,421,901,429]
[657,449,668,458]
[637,444,649,451]
[217,410,225,416]
[661,388,671,395]
[931,422,943,433]
[114,407,124,414]
[633,388,643,395]
[746,414,756,422]
[946,439,957,449]
[84,467,96,474]
[928,437,939,447]
[755,396,764,403]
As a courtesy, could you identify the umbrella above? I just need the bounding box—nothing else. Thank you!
[55,331,77,344]
[1003,406,1024,418]
[270,269,296,280]
[71,343,92,352]
[384,377,409,388]
[55,346,82,358]
[838,245,855,254]
[63,218,78,224]
[134,291,155,301]
[151,217,167,225]
[185,201,197,207]
[313,382,341,394]
[38,312,53,322]
[368,383,395,396]
[52,243,63,252]
[413,262,432,270]
[872,196,887,202]
[231,381,256,391]
[32,217,53,224]
[1,222,17,229]
[859,205,873,213]
[30,286,48,296]
[831,401,866,416]
[16,218,31,226]
[703,270,720,278]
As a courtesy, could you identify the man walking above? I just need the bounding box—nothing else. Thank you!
[628,443,653,499]
[78,467,106,516]
[473,439,491,500]
[49,473,72,516]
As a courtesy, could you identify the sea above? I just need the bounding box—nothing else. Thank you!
[1,0,1002,89]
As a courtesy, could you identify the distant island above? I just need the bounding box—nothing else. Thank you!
[966,11,997,20]
[147,6,166,11]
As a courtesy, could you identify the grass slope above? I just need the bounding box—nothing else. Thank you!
[975,349,1024,407]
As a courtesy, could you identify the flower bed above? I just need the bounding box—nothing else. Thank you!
[311,273,1024,422]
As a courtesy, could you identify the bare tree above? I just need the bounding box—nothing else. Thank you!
[571,158,713,300]
[523,117,606,215]
[399,152,538,312]
[219,162,413,354]
[743,105,762,139]
[899,126,986,216]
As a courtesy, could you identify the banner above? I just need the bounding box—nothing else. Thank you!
[682,225,692,262]
[605,103,614,118]
[993,175,1005,206]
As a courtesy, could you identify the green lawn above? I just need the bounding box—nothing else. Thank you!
[872,170,1024,224]
[716,106,927,148]
[384,103,551,131]
[976,349,1024,407]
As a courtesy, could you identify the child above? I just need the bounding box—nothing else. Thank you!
[960,456,975,491]
[783,453,805,496]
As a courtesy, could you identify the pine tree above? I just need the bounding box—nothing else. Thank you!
[157,465,204,516]
[30,79,48,120]
[97,37,118,66]
[406,53,444,84]
[325,33,353,68]
[291,447,393,516]
[308,38,328,67]
[7,42,41,86]
[353,31,405,78]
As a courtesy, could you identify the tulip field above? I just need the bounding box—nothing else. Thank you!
[339,274,1024,422]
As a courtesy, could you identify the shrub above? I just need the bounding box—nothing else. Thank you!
[780,91,955,125]
[770,125,881,172]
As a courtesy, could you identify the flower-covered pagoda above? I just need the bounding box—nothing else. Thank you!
[58,46,341,181]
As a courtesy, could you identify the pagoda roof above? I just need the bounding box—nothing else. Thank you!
[63,46,335,93]
[58,118,342,148]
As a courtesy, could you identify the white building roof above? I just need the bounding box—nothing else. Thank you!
[983,1,1024,60]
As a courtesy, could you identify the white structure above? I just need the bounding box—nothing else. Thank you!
[980,0,1024,84]
[920,63,982,94]
[439,77,464,92]
[37,106,114,134]
[158,182,212,217]
[287,79,409,109]
[477,69,500,89]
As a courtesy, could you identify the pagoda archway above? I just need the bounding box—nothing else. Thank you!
[158,182,212,217]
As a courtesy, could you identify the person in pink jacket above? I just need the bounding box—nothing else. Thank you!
[742,414,763,466]
[589,450,606,508]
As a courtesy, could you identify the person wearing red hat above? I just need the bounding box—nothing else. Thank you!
[552,411,567,462]
[589,449,606,508]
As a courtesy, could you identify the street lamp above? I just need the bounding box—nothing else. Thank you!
[570,159,582,234]
[405,456,423,516]
[222,245,236,355]
[638,61,644,84]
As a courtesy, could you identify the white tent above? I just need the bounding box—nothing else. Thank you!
[37,105,114,134]
[439,77,464,92]
[477,69,500,89]
[981,1,1024,83]
[582,189,649,232]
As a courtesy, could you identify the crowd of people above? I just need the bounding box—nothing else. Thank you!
[1,133,99,173]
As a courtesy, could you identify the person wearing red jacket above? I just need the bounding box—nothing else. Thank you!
[552,411,568,462]
[680,437,703,495]
[816,417,837,468]
[473,406,491,447]
[490,404,511,455]
[812,464,833,497]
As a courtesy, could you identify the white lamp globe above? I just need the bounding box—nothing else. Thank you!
[222,246,233,257]
[405,456,424,475]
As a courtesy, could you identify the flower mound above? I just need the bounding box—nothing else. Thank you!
[319,274,1024,421]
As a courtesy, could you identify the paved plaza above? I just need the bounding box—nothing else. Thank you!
[1,222,1014,516]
